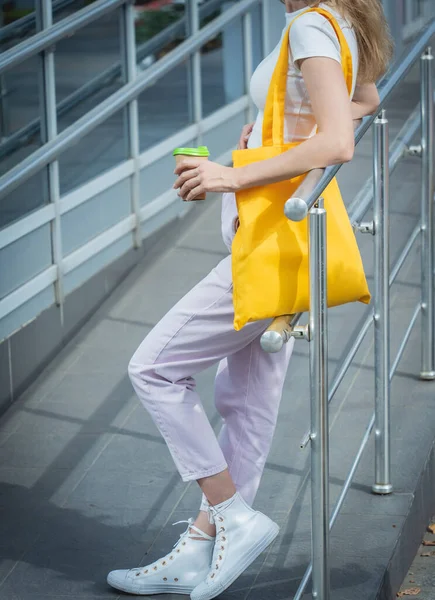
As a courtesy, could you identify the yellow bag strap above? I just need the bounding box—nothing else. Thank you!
[262,7,354,147]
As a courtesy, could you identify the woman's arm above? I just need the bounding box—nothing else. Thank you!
[175,56,358,199]
[351,82,380,120]
[233,56,355,189]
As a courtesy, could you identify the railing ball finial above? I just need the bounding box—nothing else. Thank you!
[260,330,284,353]
[284,197,308,221]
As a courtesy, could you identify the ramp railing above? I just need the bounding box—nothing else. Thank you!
[261,19,435,600]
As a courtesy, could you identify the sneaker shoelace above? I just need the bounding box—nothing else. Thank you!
[130,518,214,578]
[207,506,227,581]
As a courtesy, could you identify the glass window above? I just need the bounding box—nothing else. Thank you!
[0,1,36,48]
[0,54,47,229]
[55,8,123,132]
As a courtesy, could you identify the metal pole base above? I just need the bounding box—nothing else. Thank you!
[420,370,435,380]
[372,483,393,495]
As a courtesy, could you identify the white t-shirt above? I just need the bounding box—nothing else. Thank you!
[248,3,358,148]
[221,4,359,251]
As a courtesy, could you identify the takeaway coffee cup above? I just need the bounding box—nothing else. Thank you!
[173,146,210,201]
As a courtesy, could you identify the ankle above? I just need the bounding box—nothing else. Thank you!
[193,511,216,539]
[197,469,237,506]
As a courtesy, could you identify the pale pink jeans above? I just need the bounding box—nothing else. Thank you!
[128,194,294,506]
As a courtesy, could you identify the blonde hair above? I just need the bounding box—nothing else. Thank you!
[286,0,394,83]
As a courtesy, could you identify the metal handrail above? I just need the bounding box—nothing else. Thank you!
[276,23,435,600]
[264,27,433,346]
[0,0,227,160]
[0,0,77,44]
[348,103,421,226]
[284,17,435,221]
[0,0,260,200]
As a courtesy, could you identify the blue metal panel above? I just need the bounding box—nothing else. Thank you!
[139,139,197,206]
[63,232,132,295]
[0,224,52,300]
[140,198,184,241]
[202,113,245,159]
[0,285,54,342]
[61,178,131,255]
[0,170,48,231]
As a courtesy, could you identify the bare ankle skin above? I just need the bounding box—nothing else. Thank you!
[191,469,237,539]
[191,510,216,539]
[197,469,236,506]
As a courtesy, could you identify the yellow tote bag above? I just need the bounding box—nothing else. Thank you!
[231,7,371,331]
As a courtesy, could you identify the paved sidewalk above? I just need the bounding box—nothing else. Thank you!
[398,518,435,600]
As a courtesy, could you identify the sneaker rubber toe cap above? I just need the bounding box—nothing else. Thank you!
[107,569,135,592]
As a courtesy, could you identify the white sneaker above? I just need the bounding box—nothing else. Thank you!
[107,519,214,595]
[190,493,279,600]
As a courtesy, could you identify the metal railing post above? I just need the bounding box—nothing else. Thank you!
[186,0,203,142]
[242,11,254,123]
[372,110,393,494]
[420,46,435,380]
[309,199,330,600]
[35,0,64,317]
[120,0,142,249]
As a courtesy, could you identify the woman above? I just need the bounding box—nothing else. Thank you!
[108,0,392,598]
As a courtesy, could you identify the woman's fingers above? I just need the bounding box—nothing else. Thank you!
[238,123,255,150]
[239,127,250,149]
[180,176,202,200]
[174,158,200,175]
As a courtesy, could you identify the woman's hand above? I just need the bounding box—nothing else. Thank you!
[174,159,240,202]
[238,123,255,150]
[351,82,380,120]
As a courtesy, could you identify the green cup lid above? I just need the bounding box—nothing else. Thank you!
[173,146,210,157]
